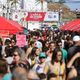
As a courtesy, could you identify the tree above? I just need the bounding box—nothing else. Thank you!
[8,0,18,9]
[36,0,46,11]
[59,0,65,3]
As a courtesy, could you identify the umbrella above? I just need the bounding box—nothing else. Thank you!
[0,16,23,34]
[60,19,80,32]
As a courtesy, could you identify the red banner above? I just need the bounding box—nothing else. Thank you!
[26,12,46,21]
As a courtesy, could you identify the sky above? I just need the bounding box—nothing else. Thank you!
[65,0,80,11]
[50,0,80,11]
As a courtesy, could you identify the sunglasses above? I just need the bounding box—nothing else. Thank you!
[39,57,46,59]
[28,78,40,80]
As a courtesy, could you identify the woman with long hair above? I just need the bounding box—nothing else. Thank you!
[44,47,66,80]
[10,47,30,71]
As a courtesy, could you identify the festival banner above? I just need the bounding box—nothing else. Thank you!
[44,12,59,21]
[26,12,46,21]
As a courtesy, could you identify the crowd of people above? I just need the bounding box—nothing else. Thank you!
[0,29,80,80]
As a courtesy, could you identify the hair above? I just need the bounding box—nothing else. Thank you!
[51,47,63,65]
[11,39,16,44]
[49,41,56,47]
[47,73,57,80]
[13,47,26,61]
[30,47,38,57]
[56,40,62,48]
[27,70,40,80]
[0,59,7,74]
[43,47,49,52]
[5,39,11,45]
[0,38,3,45]
[12,67,28,80]
[29,40,35,46]
[13,47,22,57]
[38,73,46,80]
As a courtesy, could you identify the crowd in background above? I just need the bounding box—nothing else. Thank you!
[0,29,80,80]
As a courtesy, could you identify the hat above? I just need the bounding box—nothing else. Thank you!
[39,52,46,58]
[35,41,42,48]
[6,57,13,64]
[73,35,80,42]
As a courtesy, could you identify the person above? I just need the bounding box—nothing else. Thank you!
[0,39,2,58]
[43,47,51,62]
[67,52,80,80]
[44,48,66,80]
[11,39,16,47]
[32,52,46,74]
[27,70,40,80]
[4,39,13,57]
[68,35,80,62]
[10,47,30,72]
[35,40,43,52]
[25,41,36,59]
[49,41,56,52]
[28,47,40,68]
[56,40,68,63]
[43,40,50,49]
[0,59,12,80]
[1,39,10,58]
[36,52,47,79]
[12,66,28,80]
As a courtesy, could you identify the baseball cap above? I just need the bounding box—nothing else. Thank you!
[73,35,80,42]
[35,41,42,48]
[39,52,46,58]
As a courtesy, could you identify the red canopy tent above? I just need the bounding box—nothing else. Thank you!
[60,19,80,32]
[0,16,23,34]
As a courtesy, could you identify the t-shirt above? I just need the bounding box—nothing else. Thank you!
[2,73,12,80]
[62,48,68,61]
[68,45,80,68]
[68,45,80,61]
[32,63,46,74]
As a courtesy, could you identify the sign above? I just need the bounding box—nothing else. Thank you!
[44,12,59,21]
[26,12,46,21]
[16,34,26,47]
[0,31,9,38]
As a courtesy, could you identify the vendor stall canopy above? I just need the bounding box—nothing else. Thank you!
[0,16,23,34]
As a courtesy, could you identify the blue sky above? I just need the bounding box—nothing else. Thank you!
[65,3,80,10]
[65,0,80,10]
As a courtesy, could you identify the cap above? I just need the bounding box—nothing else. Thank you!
[35,41,42,48]
[39,52,46,58]
[73,35,80,42]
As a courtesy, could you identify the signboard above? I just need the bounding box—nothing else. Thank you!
[25,12,59,22]
[26,12,46,21]
[44,12,59,21]
[0,31,9,38]
[16,34,26,47]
